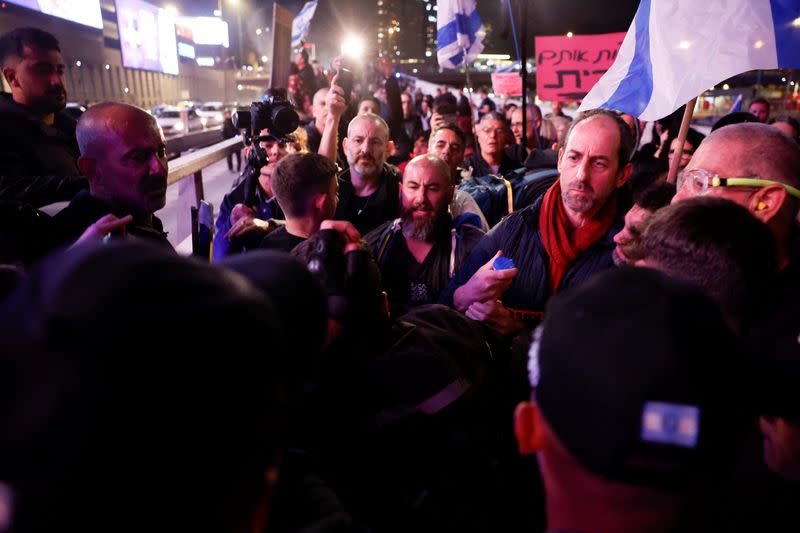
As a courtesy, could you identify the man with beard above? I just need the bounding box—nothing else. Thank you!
[441,110,632,335]
[366,155,484,316]
[51,102,171,248]
[333,112,402,235]
[0,27,87,207]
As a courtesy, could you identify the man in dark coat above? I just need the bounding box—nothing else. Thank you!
[0,27,86,207]
[441,110,634,335]
[52,102,171,248]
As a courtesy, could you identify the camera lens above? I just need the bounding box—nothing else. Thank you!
[271,105,299,137]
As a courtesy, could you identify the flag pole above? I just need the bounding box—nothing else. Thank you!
[666,97,697,185]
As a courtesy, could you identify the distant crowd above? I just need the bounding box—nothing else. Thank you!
[1,26,800,533]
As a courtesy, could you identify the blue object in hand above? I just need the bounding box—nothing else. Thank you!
[493,256,515,270]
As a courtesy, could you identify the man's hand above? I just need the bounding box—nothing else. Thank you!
[225,215,273,240]
[72,213,133,247]
[430,112,447,131]
[326,77,347,122]
[466,299,524,336]
[320,219,362,253]
[453,251,518,312]
[230,203,256,226]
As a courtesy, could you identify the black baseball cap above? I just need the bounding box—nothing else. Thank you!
[530,267,750,487]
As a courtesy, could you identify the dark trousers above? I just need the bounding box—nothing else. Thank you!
[226,150,241,172]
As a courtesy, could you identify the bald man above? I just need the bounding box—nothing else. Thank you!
[672,123,800,272]
[333,112,402,234]
[365,154,484,316]
[304,88,329,153]
[53,102,170,248]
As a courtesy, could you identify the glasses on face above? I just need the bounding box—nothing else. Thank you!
[676,168,800,199]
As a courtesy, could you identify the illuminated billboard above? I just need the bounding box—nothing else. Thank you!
[6,0,103,29]
[116,0,179,75]
[175,17,230,47]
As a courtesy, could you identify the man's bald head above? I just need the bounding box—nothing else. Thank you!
[347,112,390,141]
[77,102,160,158]
[312,88,328,124]
[403,153,450,183]
[700,123,800,188]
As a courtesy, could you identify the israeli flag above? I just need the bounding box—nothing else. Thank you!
[291,1,318,48]
[437,0,486,69]
[579,0,800,121]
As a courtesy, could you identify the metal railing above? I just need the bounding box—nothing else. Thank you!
[167,137,243,248]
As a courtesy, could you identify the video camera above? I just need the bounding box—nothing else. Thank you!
[232,95,300,176]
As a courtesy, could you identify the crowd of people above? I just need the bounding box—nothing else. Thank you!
[1,24,800,533]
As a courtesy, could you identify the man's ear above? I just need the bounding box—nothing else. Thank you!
[616,161,633,188]
[749,185,787,224]
[2,65,18,87]
[556,146,565,172]
[514,401,546,455]
[313,192,327,211]
[341,136,348,153]
[77,155,97,180]
[386,139,395,156]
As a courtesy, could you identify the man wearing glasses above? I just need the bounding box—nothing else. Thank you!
[464,112,521,176]
[672,122,800,271]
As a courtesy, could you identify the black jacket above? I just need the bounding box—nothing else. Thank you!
[365,215,485,317]
[334,163,401,236]
[464,151,521,177]
[52,191,170,250]
[0,93,87,207]
[440,194,623,326]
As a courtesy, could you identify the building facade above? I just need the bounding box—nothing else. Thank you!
[376,0,437,73]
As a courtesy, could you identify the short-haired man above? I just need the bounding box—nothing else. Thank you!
[428,124,489,231]
[464,112,520,176]
[441,110,633,335]
[749,97,771,123]
[515,267,749,533]
[400,91,422,142]
[259,153,339,252]
[53,102,169,247]
[304,88,329,153]
[0,27,86,207]
[637,196,777,332]
[506,105,559,171]
[612,181,675,265]
[358,96,380,116]
[333,113,401,234]
[672,123,800,274]
[365,155,484,316]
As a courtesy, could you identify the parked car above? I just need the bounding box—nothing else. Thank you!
[196,101,225,127]
[156,106,203,135]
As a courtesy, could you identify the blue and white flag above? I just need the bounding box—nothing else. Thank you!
[578,0,800,121]
[291,1,318,48]
[436,0,485,69]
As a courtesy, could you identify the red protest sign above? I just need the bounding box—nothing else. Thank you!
[535,33,625,102]
[491,73,523,96]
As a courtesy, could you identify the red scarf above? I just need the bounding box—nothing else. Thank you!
[539,181,617,294]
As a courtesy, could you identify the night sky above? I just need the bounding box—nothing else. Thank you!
[162,0,641,65]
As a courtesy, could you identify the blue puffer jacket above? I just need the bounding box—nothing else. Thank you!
[439,194,623,326]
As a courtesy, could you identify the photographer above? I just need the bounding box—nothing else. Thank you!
[212,129,287,261]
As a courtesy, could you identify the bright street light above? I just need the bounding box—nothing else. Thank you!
[164,4,178,16]
[341,35,365,60]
